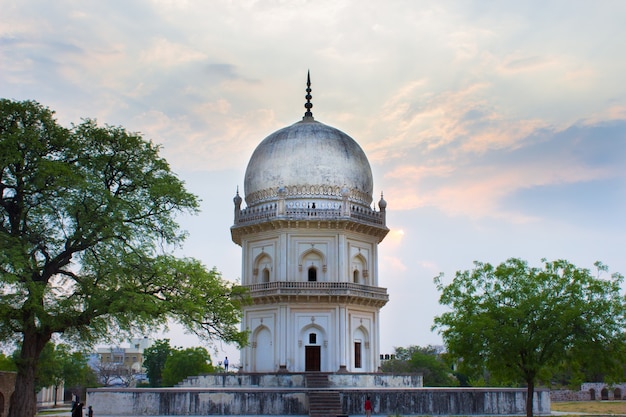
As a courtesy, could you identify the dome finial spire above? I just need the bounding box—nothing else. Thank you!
[303,70,314,120]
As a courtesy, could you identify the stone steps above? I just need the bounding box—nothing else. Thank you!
[308,390,343,417]
[305,373,331,388]
[305,374,344,417]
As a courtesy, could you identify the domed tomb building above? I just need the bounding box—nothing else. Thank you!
[232,75,389,373]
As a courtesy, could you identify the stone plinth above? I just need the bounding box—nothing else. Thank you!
[87,373,550,416]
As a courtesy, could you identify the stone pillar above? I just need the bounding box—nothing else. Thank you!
[277,187,286,216]
[279,305,288,371]
[338,306,347,372]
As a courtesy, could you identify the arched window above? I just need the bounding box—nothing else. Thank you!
[353,270,359,283]
[262,268,270,283]
[308,267,317,282]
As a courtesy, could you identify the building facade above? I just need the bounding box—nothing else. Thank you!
[95,337,153,385]
[232,75,389,373]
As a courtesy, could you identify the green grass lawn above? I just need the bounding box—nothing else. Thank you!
[551,401,626,415]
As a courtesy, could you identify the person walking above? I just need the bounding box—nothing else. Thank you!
[224,356,229,372]
[71,402,84,417]
[364,395,372,417]
[87,405,94,417]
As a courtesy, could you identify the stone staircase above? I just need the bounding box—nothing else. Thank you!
[306,374,344,417]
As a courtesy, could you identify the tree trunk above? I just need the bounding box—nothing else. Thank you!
[526,379,535,417]
[8,332,50,417]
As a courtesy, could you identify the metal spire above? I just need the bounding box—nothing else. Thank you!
[303,71,313,119]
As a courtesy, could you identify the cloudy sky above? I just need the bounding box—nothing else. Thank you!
[2,0,625,362]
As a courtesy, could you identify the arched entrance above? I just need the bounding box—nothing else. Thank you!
[302,326,324,371]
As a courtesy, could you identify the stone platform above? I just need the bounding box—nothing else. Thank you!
[86,373,550,416]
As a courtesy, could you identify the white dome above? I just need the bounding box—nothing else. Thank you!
[244,117,373,208]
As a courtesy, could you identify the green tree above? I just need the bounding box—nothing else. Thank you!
[381,345,458,386]
[161,347,213,386]
[0,100,249,417]
[408,347,458,387]
[143,339,173,387]
[433,258,626,417]
[34,343,62,395]
[0,352,16,371]
[58,346,98,391]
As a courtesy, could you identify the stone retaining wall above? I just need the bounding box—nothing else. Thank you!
[179,373,423,389]
[87,387,550,416]
[549,389,591,402]
[550,383,626,401]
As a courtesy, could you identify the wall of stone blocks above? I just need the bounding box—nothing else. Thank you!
[0,372,16,417]
[87,386,551,416]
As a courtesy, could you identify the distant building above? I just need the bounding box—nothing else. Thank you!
[94,337,153,385]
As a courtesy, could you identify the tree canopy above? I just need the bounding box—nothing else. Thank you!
[380,345,458,386]
[143,339,174,387]
[161,346,213,386]
[433,258,626,417]
[0,99,249,417]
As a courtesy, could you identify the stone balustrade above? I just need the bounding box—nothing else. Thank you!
[245,281,389,306]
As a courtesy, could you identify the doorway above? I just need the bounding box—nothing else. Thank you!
[305,346,321,371]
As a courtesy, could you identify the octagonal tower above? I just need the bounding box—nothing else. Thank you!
[232,74,389,373]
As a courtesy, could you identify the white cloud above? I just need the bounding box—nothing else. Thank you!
[3,0,626,353]
[139,38,207,67]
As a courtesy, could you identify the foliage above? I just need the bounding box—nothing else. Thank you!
[0,99,249,417]
[161,346,213,386]
[433,258,626,417]
[13,342,97,394]
[143,339,173,387]
[381,345,458,386]
[0,351,16,371]
[34,343,63,393]
[59,347,98,389]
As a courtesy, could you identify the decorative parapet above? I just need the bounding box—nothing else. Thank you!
[235,205,385,226]
[244,281,389,307]
[245,184,372,208]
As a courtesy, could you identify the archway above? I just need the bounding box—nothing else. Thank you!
[299,249,325,282]
[613,388,622,400]
[253,326,274,372]
[353,326,370,371]
[253,253,272,284]
[351,253,367,284]
[601,387,609,400]
[300,324,326,372]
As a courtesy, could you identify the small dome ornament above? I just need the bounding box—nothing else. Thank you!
[303,71,314,120]
[378,192,387,211]
[233,188,242,206]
